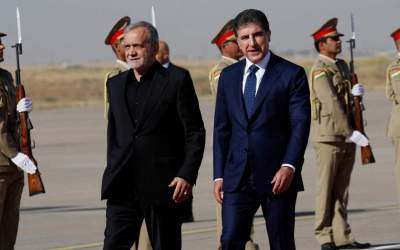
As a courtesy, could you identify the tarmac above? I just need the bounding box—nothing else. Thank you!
[15,90,400,250]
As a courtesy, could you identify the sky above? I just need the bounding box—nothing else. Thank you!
[1,0,399,65]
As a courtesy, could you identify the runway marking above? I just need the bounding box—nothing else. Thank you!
[367,245,400,249]
[50,204,400,250]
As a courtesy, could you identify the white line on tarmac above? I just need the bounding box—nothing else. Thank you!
[367,245,400,250]
[50,204,400,250]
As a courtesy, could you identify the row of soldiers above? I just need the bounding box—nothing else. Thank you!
[0,15,398,250]
[208,18,400,250]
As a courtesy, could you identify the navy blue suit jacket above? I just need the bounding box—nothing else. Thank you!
[213,53,311,194]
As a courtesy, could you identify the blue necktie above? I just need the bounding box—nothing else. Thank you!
[243,64,259,116]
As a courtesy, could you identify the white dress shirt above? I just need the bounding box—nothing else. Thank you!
[242,51,271,94]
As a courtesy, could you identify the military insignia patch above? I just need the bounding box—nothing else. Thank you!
[391,68,400,79]
[313,70,326,80]
[213,70,221,80]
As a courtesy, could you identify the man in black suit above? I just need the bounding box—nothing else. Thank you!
[156,39,195,223]
[101,21,206,250]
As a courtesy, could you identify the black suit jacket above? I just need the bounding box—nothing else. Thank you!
[101,62,205,203]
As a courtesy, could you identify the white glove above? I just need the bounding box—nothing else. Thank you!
[351,83,364,97]
[16,97,33,113]
[11,152,37,174]
[349,130,369,147]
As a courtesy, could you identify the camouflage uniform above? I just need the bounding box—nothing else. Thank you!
[0,68,24,250]
[386,55,400,201]
[309,54,357,246]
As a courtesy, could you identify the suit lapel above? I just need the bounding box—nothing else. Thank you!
[249,53,281,121]
[233,60,248,127]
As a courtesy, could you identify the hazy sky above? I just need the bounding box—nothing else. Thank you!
[1,0,399,65]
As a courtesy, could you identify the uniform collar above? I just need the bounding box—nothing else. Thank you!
[244,50,271,73]
[221,56,238,64]
[318,54,337,65]
[116,59,131,70]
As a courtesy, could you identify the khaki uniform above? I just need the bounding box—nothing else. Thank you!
[209,56,237,95]
[309,55,356,246]
[386,56,400,201]
[210,57,259,250]
[0,68,24,250]
[103,60,130,119]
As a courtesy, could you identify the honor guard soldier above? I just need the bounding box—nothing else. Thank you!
[386,28,400,202]
[209,19,243,96]
[103,16,131,119]
[309,18,371,250]
[0,32,37,249]
[209,20,258,250]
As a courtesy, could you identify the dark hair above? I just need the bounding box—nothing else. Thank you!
[233,9,270,36]
[125,21,159,50]
[314,37,328,52]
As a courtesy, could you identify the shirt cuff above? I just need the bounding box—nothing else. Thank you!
[214,178,223,182]
[282,163,295,172]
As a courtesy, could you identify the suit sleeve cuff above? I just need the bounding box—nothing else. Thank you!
[282,163,295,172]
[214,178,223,182]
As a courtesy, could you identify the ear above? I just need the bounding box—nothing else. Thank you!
[154,42,159,55]
[395,40,400,52]
[318,40,325,50]
[266,30,271,42]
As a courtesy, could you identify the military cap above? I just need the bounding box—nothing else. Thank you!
[311,18,343,41]
[0,32,6,38]
[104,16,131,45]
[391,28,400,41]
[211,19,236,47]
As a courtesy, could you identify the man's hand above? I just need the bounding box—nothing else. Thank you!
[16,97,33,113]
[168,177,192,203]
[271,166,294,195]
[11,152,37,174]
[213,180,223,204]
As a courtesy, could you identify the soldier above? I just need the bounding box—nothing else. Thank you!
[386,28,400,202]
[0,32,37,249]
[209,20,258,250]
[209,19,243,95]
[309,18,371,250]
[103,16,131,119]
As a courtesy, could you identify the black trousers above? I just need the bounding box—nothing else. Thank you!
[104,198,182,250]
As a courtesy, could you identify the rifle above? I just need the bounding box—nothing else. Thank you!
[12,7,45,195]
[347,13,375,165]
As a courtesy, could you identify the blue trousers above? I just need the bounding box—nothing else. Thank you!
[221,179,298,250]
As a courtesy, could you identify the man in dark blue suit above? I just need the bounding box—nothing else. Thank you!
[213,9,311,250]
